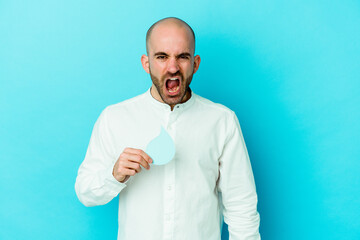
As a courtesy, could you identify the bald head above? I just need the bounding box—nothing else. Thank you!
[146,17,195,55]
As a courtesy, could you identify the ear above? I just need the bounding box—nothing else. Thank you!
[141,54,150,74]
[193,55,201,74]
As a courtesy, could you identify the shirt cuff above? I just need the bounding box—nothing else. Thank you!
[103,165,127,195]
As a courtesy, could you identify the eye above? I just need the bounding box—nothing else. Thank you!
[179,54,190,60]
[156,55,167,60]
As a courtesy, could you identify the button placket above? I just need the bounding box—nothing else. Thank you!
[163,111,176,240]
[163,159,175,240]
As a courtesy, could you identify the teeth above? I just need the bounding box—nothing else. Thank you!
[169,78,179,80]
[168,86,179,93]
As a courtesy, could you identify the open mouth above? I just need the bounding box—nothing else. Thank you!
[165,77,180,95]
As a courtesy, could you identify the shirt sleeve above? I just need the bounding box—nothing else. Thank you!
[218,111,261,240]
[75,107,126,207]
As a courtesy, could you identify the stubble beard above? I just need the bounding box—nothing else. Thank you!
[149,70,193,106]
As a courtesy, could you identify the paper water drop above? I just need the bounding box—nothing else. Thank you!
[146,127,175,165]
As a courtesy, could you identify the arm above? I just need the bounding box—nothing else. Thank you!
[218,112,260,240]
[75,107,125,207]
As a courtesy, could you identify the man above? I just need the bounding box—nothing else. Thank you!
[75,17,260,240]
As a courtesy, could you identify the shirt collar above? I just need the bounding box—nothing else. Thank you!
[146,87,196,112]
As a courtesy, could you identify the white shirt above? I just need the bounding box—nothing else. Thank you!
[75,89,260,240]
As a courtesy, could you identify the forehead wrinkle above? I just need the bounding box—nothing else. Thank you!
[148,27,193,55]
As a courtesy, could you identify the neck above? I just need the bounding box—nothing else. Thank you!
[150,85,191,111]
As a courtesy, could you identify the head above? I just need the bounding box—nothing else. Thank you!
[141,17,201,109]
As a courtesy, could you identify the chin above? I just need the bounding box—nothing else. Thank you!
[164,97,181,106]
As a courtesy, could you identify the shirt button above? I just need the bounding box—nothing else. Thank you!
[167,186,172,191]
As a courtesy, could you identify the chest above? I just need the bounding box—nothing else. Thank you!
[110,109,227,167]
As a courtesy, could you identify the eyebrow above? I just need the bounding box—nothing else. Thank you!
[178,52,191,58]
[153,52,192,58]
[154,52,169,56]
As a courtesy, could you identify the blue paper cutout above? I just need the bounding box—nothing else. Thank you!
[146,127,175,165]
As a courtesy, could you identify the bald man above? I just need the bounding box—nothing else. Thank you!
[75,17,260,240]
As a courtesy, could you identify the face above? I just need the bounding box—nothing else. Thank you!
[141,23,200,107]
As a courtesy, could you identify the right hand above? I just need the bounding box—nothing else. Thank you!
[112,147,153,183]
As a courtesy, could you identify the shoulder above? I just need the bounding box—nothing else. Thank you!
[109,92,147,110]
[192,93,241,136]
[192,93,241,145]
[193,93,236,120]
[92,91,149,127]
[101,91,148,116]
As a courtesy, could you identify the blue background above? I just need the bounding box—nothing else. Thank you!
[1,1,359,239]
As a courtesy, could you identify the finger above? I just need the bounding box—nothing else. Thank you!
[121,152,150,170]
[124,148,153,164]
[114,165,136,178]
[119,168,136,177]
[121,161,142,173]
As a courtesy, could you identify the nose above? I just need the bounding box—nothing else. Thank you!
[167,57,180,74]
